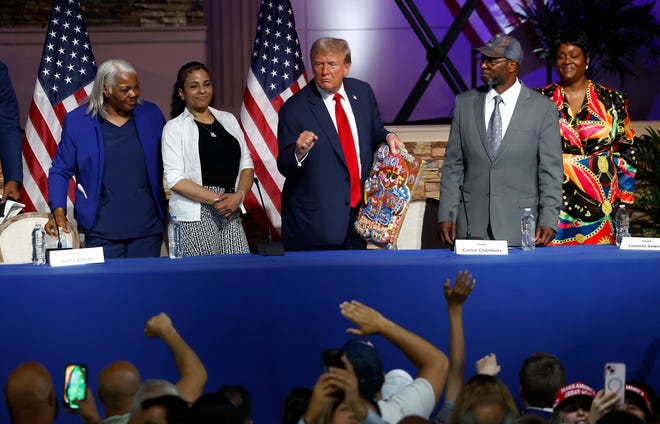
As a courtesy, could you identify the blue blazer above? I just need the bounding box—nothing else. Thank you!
[277,78,390,250]
[0,61,23,185]
[48,101,167,231]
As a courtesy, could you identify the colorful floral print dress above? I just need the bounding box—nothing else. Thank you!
[539,81,637,245]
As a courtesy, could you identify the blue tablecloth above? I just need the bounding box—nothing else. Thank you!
[1,245,659,423]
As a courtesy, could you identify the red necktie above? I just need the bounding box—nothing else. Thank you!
[333,92,361,207]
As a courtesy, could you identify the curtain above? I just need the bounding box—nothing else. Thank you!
[205,0,260,116]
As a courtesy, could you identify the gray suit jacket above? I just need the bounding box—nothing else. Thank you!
[437,82,562,246]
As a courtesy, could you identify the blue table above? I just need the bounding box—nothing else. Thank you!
[1,245,659,423]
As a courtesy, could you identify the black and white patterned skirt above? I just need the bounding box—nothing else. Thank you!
[179,186,250,255]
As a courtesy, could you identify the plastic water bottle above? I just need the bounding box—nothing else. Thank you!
[521,208,536,251]
[615,204,629,246]
[58,226,68,248]
[31,223,46,265]
[168,216,182,259]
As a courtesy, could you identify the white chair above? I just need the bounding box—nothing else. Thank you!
[397,200,427,249]
[0,212,80,264]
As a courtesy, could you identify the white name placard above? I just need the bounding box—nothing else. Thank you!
[620,237,660,251]
[454,239,508,255]
[49,247,105,267]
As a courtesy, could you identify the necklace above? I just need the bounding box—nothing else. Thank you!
[196,119,217,138]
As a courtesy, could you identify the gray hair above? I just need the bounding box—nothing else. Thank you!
[310,37,352,64]
[129,379,182,418]
[86,59,138,118]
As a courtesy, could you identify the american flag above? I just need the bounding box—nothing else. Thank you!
[446,0,524,47]
[240,0,307,235]
[21,0,96,215]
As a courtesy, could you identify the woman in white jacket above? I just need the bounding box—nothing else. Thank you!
[162,61,253,255]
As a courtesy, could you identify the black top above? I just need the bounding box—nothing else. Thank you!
[196,119,241,188]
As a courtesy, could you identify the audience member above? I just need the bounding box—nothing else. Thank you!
[133,394,188,424]
[162,61,253,255]
[277,37,406,251]
[621,383,656,423]
[217,385,252,424]
[0,60,23,202]
[47,59,167,258]
[331,400,373,424]
[463,397,518,424]
[128,380,183,424]
[381,369,414,400]
[550,382,619,424]
[280,387,313,424]
[514,415,548,424]
[339,300,449,422]
[538,29,637,245]
[434,270,477,424]
[519,352,566,420]
[300,355,383,424]
[188,391,246,424]
[400,417,432,424]
[75,312,207,424]
[437,32,562,247]
[5,361,57,424]
[597,410,645,424]
[450,375,520,424]
[97,361,141,420]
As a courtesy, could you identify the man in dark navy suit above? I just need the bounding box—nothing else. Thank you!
[277,37,405,251]
[0,61,23,202]
[519,352,566,420]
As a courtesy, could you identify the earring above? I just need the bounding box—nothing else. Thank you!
[586,65,589,70]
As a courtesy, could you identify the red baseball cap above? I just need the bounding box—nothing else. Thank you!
[626,384,654,417]
[553,382,597,410]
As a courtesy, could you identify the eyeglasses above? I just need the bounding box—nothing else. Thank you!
[480,57,510,66]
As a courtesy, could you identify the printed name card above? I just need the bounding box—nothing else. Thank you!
[49,247,105,267]
[619,237,660,251]
[454,239,508,255]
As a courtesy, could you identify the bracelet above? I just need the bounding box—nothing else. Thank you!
[237,189,246,203]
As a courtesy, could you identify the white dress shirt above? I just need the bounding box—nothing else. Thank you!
[484,78,522,139]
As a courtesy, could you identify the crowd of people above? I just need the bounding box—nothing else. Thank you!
[0,26,645,423]
[5,270,658,424]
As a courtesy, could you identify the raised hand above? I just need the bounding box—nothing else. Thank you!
[340,300,389,336]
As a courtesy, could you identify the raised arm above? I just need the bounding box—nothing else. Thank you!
[443,270,476,402]
[340,300,449,404]
[144,312,207,403]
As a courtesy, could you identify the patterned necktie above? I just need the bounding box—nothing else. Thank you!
[333,93,361,207]
[488,95,503,156]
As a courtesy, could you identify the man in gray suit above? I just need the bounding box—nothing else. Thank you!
[437,33,562,247]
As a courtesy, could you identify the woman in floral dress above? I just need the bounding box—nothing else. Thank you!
[539,30,637,245]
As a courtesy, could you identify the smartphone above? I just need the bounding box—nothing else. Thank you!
[604,362,626,406]
[322,348,345,373]
[63,364,87,410]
